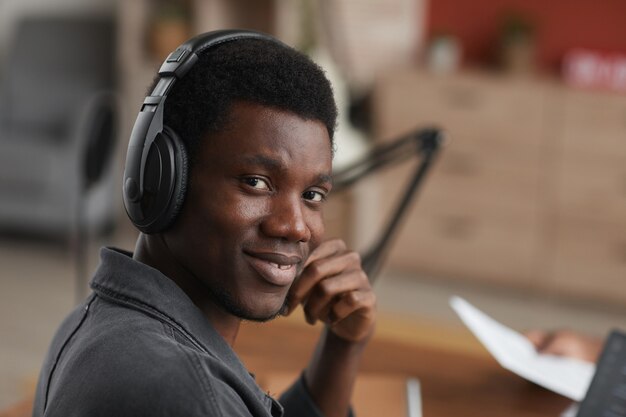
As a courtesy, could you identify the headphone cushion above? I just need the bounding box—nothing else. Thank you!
[149,126,188,233]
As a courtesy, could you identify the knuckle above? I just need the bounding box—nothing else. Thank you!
[345,291,361,307]
[318,280,334,298]
[308,261,324,277]
[345,251,361,265]
[368,292,377,307]
[350,251,361,265]
[357,269,368,283]
[329,238,347,252]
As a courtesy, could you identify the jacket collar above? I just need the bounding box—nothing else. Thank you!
[90,247,252,378]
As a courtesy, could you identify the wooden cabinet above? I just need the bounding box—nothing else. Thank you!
[549,217,626,301]
[548,89,626,302]
[372,69,626,303]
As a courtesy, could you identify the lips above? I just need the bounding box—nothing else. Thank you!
[243,251,302,287]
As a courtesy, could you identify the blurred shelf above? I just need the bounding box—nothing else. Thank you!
[370,69,626,305]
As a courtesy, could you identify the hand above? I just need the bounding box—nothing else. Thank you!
[286,239,376,343]
[525,329,603,363]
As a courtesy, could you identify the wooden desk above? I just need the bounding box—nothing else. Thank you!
[256,371,412,417]
[236,314,572,417]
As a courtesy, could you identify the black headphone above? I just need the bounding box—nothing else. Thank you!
[122,29,279,234]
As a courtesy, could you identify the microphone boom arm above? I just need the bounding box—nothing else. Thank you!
[331,127,445,282]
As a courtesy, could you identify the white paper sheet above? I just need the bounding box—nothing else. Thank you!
[449,296,596,401]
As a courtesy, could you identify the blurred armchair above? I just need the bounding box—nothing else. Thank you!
[0,15,118,237]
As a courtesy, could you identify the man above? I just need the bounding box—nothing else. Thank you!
[33,31,376,417]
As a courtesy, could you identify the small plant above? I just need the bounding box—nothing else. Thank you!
[500,12,535,44]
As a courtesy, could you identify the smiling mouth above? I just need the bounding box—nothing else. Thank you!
[244,251,301,287]
[269,262,292,270]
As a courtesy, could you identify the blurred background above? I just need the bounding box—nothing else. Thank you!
[1,0,625,411]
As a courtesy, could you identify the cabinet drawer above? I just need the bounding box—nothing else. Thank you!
[555,152,626,221]
[548,217,626,303]
[356,149,543,285]
[559,90,626,156]
[370,149,542,218]
[386,203,541,287]
[374,70,546,152]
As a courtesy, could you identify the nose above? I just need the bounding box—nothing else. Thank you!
[260,194,311,243]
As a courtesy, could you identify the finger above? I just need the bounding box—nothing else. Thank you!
[525,329,602,361]
[304,238,347,268]
[330,289,377,324]
[528,330,578,356]
[302,269,369,324]
[288,251,361,313]
[524,330,551,350]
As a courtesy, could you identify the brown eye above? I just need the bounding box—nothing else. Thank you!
[243,177,270,190]
[303,190,324,202]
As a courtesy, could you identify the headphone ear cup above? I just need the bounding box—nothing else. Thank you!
[146,125,188,233]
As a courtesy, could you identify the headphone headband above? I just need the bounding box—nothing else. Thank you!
[123,29,279,232]
[158,29,273,79]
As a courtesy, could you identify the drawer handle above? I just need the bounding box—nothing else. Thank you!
[439,216,475,239]
[444,152,478,176]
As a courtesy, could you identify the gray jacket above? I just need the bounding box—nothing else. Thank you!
[33,247,325,417]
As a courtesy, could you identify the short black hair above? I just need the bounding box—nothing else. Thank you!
[156,37,337,165]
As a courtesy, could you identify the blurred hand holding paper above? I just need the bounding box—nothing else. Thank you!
[449,296,595,401]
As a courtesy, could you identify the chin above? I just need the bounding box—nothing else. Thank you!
[221,293,288,323]
[207,279,290,322]
[231,303,286,323]
[241,310,282,323]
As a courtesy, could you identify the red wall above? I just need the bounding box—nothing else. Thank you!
[427,0,626,72]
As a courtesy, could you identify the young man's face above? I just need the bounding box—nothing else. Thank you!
[166,101,333,321]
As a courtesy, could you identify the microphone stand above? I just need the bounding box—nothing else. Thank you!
[332,127,445,283]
